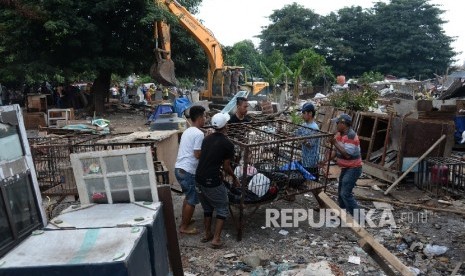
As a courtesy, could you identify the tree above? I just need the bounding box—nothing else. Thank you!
[258,3,321,60]
[370,0,455,77]
[258,0,456,79]
[289,48,333,86]
[225,40,262,76]
[0,0,203,113]
[259,50,287,101]
[318,6,377,76]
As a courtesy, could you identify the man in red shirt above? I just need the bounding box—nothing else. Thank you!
[320,114,362,216]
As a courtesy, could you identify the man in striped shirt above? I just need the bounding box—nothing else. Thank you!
[321,114,362,216]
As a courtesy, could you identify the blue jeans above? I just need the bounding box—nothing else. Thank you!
[338,167,362,216]
[175,168,199,206]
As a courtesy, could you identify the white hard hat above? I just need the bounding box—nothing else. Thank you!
[211,113,230,129]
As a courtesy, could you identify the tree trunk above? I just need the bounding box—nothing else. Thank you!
[92,71,111,115]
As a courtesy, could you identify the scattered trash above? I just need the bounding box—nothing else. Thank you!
[371,184,382,191]
[437,199,452,205]
[409,267,421,276]
[373,201,394,210]
[92,118,110,128]
[348,256,361,265]
[278,229,289,236]
[423,244,448,257]
[223,253,237,259]
[396,243,408,252]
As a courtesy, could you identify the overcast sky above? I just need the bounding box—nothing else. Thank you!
[198,0,464,66]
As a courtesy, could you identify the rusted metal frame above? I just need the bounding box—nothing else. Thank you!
[381,114,393,166]
[236,145,250,241]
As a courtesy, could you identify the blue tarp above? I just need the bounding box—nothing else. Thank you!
[147,104,174,122]
[279,161,316,180]
[174,98,191,117]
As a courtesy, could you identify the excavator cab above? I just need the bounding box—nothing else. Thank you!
[210,66,268,101]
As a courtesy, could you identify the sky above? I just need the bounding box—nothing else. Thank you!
[197,0,464,66]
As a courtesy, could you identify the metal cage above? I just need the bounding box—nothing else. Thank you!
[29,135,162,197]
[224,120,334,240]
[415,157,465,197]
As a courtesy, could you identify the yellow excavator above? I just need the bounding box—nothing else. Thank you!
[151,0,269,102]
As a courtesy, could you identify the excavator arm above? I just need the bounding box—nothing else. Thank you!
[152,0,223,93]
[152,0,269,100]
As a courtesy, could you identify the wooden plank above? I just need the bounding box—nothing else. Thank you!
[366,117,378,160]
[384,135,446,195]
[316,192,414,276]
[359,239,398,276]
[157,185,183,276]
[451,260,463,276]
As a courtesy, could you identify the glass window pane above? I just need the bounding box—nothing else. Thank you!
[108,176,129,203]
[0,123,24,162]
[5,175,40,235]
[130,174,151,201]
[104,156,125,173]
[81,158,101,176]
[85,178,108,204]
[0,192,14,249]
[127,154,148,171]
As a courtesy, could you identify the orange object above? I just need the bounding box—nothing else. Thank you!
[336,75,346,85]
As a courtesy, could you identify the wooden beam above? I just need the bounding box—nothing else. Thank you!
[358,239,397,276]
[356,195,465,216]
[384,135,446,195]
[158,185,183,276]
[451,260,464,276]
[316,192,414,276]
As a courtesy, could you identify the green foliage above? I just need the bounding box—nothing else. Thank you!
[225,40,262,75]
[358,71,384,85]
[258,0,456,78]
[328,88,378,111]
[289,109,303,125]
[258,3,320,59]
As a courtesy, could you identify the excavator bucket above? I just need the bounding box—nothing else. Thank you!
[150,60,178,86]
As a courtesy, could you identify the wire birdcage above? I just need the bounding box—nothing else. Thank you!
[223,120,334,240]
[415,157,465,197]
[29,135,161,197]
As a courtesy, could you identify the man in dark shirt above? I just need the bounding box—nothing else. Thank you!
[228,97,251,123]
[196,112,239,249]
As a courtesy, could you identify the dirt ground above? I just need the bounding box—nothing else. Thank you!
[72,110,465,276]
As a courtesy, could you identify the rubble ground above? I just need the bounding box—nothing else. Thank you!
[95,111,465,276]
[170,181,465,276]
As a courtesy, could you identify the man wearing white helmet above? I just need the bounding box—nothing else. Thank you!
[195,112,240,249]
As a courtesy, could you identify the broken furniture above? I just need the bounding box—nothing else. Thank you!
[70,147,159,204]
[225,120,333,240]
[26,94,47,112]
[45,202,169,276]
[355,112,454,183]
[47,108,74,127]
[0,104,46,257]
[0,228,153,276]
[96,130,179,186]
[29,136,163,198]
